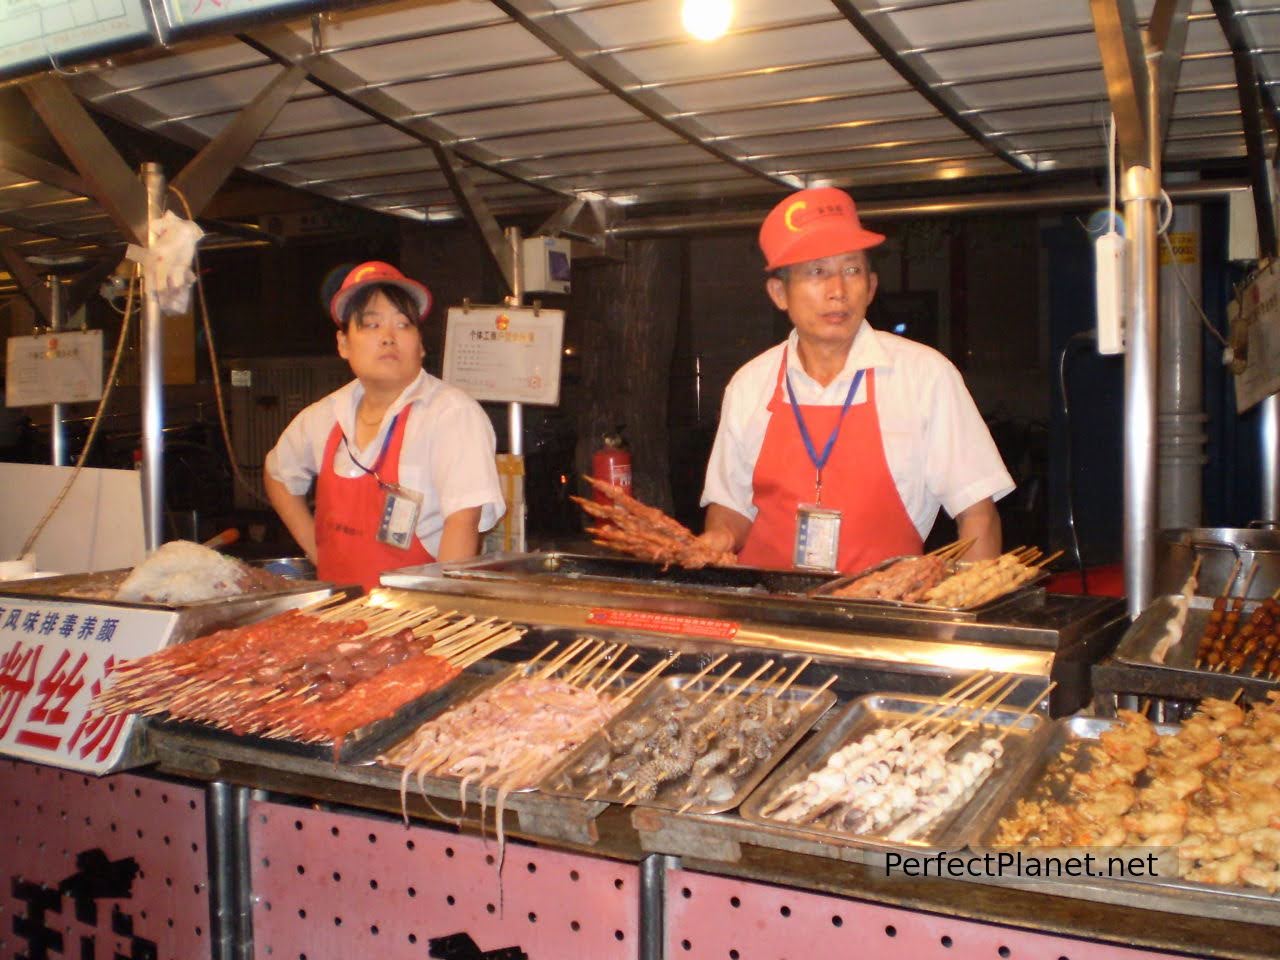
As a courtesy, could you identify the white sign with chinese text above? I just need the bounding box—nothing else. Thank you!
[442,305,564,406]
[5,330,104,407]
[1231,259,1280,413]
[0,598,177,774]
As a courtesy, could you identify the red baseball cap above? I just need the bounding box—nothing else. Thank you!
[329,261,432,325]
[758,187,885,271]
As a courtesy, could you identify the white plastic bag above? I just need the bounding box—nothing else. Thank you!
[126,209,205,316]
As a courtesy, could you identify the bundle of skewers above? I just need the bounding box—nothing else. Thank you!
[829,544,1058,609]
[551,655,836,812]
[994,693,1280,892]
[1191,562,1280,678]
[756,673,1049,843]
[382,639,677,805]
[95,596,522,755]
[572,476,737,570]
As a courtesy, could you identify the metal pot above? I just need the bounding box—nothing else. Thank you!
[1154,523,1280,599]
[254,556,317,581]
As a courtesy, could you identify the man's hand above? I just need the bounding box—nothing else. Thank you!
[701,504,753,556]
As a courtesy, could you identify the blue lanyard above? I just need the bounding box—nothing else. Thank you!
[340,411,401,483]
[784,366,864,501]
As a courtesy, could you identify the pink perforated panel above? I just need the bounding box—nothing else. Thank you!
[0,758,211,960]
[666,868,1185,960]
[250,799,640,960]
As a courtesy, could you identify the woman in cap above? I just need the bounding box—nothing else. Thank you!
[264,261,505,590]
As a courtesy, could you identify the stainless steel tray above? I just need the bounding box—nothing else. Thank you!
[976,715,1280,918]
[541,674,836,815]
[807,555,1047,619]
[376,660,637,791]
[1113,594,1275,680]
[740,692,1049,851]
[442,551,836,597]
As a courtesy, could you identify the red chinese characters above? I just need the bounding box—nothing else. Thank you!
[15,650,88,751]
[0,640,41,739]
[67,656,129,765]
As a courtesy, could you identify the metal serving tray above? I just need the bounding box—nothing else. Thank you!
[151,660,476,766]
[976,715,1280,920]
[739,692,1049,851]
[541,674,837,815]
[1113,594,1273,679]
[376,659,640,792]
[808,555,1047,619]
[443,552,835,597]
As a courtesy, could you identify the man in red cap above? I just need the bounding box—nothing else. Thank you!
[699,188,1012,574]
[264,261,504,590]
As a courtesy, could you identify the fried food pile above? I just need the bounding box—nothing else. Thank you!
[831,554,947,601]
[995,695,1280,892]
[573,476,737,569]
[114,540,288,604]
[830,547,1046,609]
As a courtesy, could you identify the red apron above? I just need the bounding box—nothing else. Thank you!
[738,349,922,574]
[315,408,433,591]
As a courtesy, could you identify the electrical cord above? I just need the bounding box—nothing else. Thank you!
[1057,330,1097,595]
[20,267,139,558]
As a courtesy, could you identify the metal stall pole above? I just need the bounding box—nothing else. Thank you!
[1157,174,1205,529]
[1263,396,1280,522]
[47,273,68,466]
[639,854,670,960]
[505,226,527,551]
[232,786,255,960]
[206,781,238,960]
[141,162,166,551]
[1121,157,1160,613]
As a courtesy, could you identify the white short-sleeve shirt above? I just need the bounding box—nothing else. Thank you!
[701,325,1014,541]
[265,369,506,556]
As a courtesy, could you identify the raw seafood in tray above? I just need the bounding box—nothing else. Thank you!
[990,695,1280,893]
[741,675,1050,847]
[543,656,838,814]
[95,595,522,758]
[380,638,677,795]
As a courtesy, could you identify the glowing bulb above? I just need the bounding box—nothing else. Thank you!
[682,0,732,41]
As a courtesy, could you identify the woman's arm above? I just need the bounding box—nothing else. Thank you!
[265,473,317,562]
[436,506,484,563]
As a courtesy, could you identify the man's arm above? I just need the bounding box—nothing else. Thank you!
[955,498,1001,560]
[264,473,317,562]
[701,503,754,555]
[437,506,484,563]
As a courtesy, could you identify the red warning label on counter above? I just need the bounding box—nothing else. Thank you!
[585,608,740,640]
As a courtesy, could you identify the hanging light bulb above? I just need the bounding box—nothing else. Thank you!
[682,0,732,41]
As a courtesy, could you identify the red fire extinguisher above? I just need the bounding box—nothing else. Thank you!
[592,430,632,503]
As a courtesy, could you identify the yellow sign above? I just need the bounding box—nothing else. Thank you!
[1159,231,1197,265]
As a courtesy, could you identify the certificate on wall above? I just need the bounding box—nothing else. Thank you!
[442,305,564,406]
[6,331,104,407]
[1230,259,1280,413]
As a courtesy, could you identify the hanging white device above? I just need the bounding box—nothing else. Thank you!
[1095,231,1126,355]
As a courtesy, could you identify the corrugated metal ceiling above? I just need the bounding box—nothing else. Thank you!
[0,0,1276,257]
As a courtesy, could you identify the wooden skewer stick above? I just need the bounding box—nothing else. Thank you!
[683,653,730,689]
[561,642,612,685]
[744,668,789,708]
[771,656,813,700]
[923,677,1008,737]
[594,653,640,693]
[992,682,1057,746]
[699,660,776,722]
[536,637,593,678]
[619,653,679,703]
[693,662,742,704]
[798,673,838,711]
[900,673,994,732]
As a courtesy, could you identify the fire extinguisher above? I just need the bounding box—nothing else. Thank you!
[591,429,632,504]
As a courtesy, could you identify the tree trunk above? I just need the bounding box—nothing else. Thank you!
[573,238,681,513]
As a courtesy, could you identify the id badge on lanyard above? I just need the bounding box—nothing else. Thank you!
[784,363,864,574]
[794,502,842,571]
[377,482,423,549]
